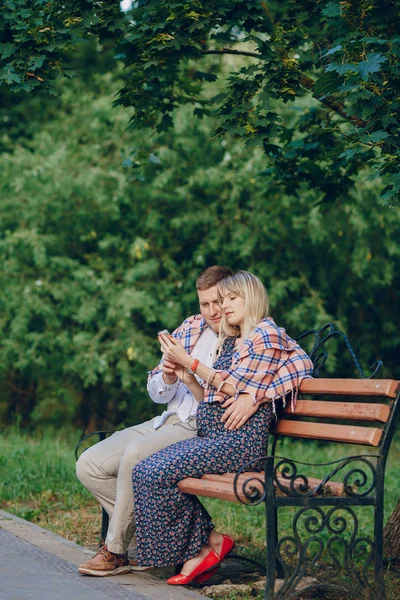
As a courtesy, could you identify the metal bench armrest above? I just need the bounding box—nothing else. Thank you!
[233,453,381,505]
[74,430,114,461]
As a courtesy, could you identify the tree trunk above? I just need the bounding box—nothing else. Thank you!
[79,383,107,432]
[384,500,400,563]
[6,372,37,427]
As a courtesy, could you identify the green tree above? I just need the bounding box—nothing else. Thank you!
[1,0,399,205]
[0,70,159,429]
[1,66,399,430]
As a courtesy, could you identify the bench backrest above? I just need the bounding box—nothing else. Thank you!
[272,378,400,458]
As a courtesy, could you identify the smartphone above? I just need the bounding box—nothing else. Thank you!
[158,329,170,337]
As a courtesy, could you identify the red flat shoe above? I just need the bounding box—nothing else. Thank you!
[193,534,235,584]
[192,564,219,584]
[167,549,220,585]
[219,534,235,560]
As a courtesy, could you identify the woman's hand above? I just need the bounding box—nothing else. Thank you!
[220,394,258,430]
[159,334,191,369]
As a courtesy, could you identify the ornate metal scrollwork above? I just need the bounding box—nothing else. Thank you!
[273,455,378,498]
[275,506,378,600]
[233,454,378,506]
[297,322,382,379]
[274,458,311,496]
[233,463,267,506]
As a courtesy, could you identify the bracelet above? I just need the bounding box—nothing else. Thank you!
[187,358,199,375]
[205,368,216,390]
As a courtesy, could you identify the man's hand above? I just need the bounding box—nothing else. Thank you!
[162,358,195,386]
[162,358,178,385]
[221,394,258,430]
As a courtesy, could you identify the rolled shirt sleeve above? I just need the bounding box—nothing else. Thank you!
[147,371,180,405]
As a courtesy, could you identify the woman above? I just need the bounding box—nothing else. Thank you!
[132,271,313,585]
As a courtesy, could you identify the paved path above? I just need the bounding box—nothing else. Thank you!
[0,510,204,600]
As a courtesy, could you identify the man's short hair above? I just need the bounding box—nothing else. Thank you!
[196,265,234,291]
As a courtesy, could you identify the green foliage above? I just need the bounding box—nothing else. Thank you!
[0,427,85,502]
[114,0,400,205]
[0,0,122,91]
[0,36,119,153]
[0,72,160,428]
[1,11,400,428]
[1,1,399,205]
[0,61,399,429]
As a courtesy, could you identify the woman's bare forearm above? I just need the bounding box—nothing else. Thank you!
[182,373,205,402]
[160,336,236,399]
[185,360,236,397]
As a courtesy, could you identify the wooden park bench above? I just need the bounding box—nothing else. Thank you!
[75,324,400,599]
[178,376,400,599]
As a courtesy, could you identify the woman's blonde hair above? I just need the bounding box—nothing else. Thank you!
[217,271,269,342]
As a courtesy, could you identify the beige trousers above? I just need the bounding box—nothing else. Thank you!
[75,414,197,554]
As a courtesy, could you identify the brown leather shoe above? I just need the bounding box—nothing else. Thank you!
[78,546,131,576]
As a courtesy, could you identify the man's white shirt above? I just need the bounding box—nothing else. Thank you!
[147,327,218,429]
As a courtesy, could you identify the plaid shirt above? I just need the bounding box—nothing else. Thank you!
[205,318,313,411]
[148,314,208,379]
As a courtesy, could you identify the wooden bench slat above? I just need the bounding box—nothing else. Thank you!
[178,471,345,501]
[299,378,399,398]
[274,420,382,446]
[178,477,241,503]
[202,473,240,481]
[201,472,345,496]
[284,400,390,422]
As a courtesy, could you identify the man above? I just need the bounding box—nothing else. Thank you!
[76,265,233,576]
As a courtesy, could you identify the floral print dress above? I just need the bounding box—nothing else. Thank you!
[131,336,274,567]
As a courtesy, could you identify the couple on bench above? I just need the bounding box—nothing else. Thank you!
[76,266,313,585]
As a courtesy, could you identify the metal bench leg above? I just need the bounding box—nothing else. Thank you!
[97,432,110,546]
[265,459,276,600]
[100,508,109,546]
[265,507,277,599]
[274,508,285,580]
[374,491,385,600]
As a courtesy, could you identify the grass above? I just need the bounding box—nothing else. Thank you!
[0,427,102,546]
[0,426,399,599]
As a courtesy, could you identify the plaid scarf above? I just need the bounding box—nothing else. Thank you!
[205,318,313,411]
[149,316,313,413]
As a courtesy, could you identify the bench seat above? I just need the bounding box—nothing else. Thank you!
[178,470,347,502]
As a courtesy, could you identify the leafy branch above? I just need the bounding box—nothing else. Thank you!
[202,48,368,128]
